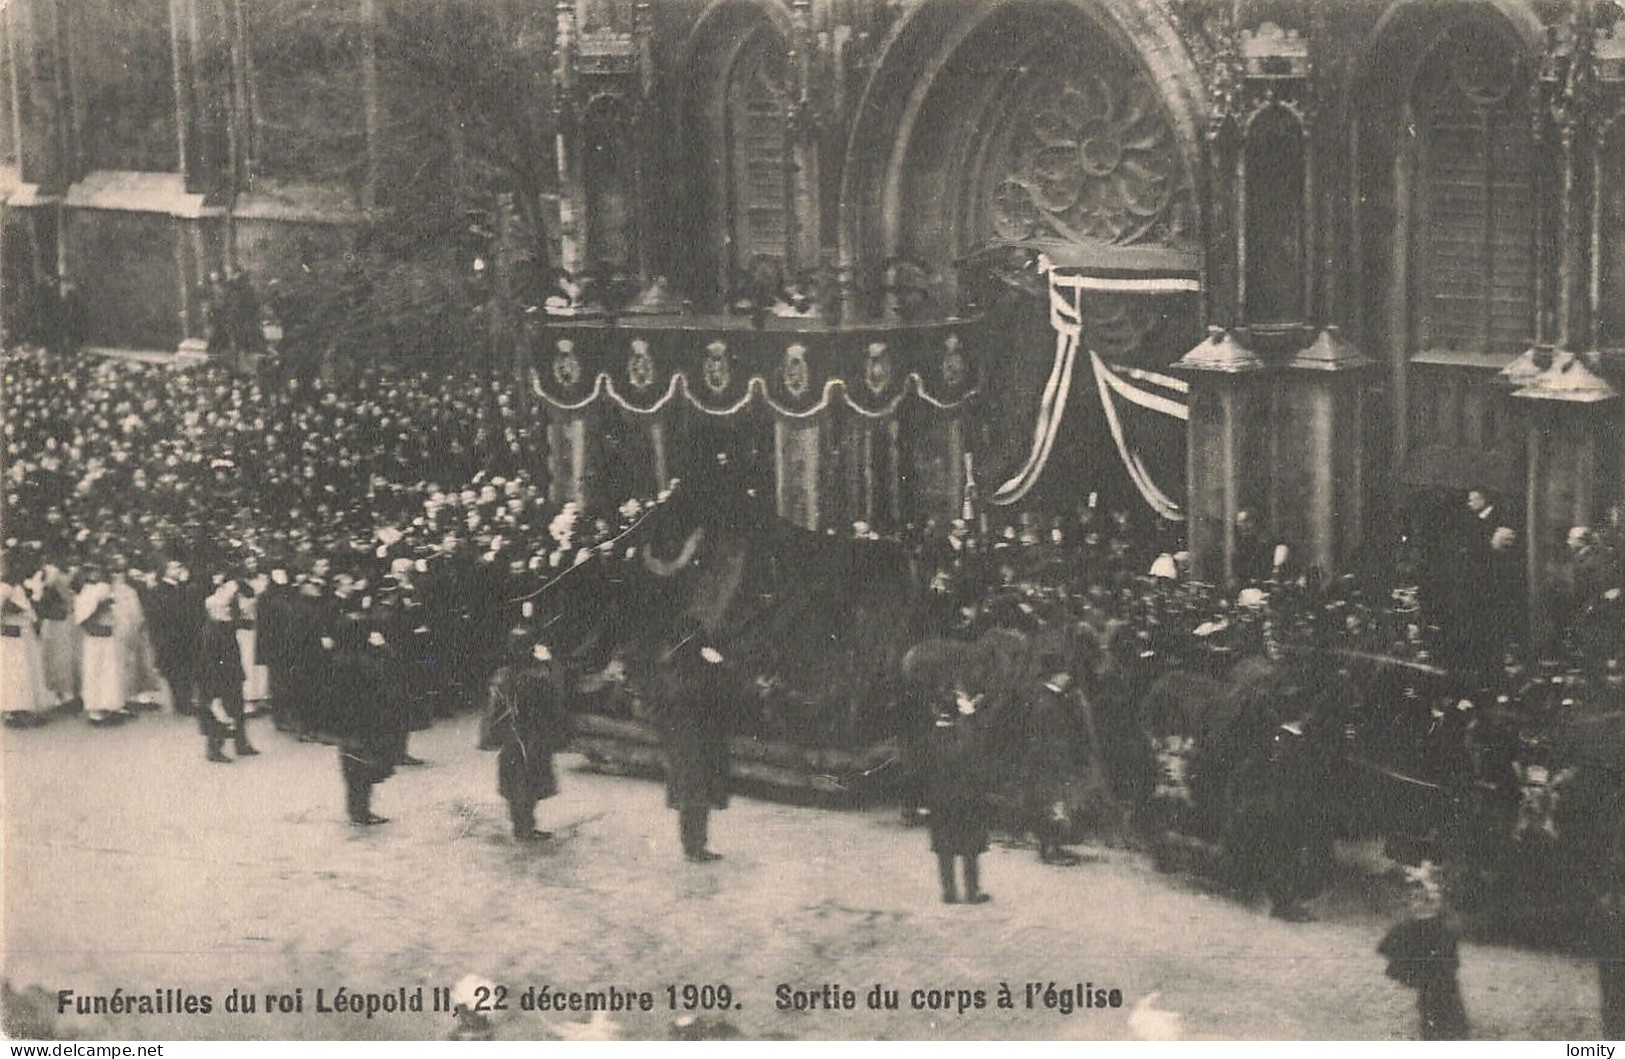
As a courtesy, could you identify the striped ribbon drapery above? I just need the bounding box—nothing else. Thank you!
[991,267,1199,518]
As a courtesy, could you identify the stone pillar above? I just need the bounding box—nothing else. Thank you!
[1276,326,1370,578]
[552,1,582,275]
[1176,326,1266,586]
[1512,352,1620,653]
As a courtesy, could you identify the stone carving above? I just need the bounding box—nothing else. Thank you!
[988,68,1196,249]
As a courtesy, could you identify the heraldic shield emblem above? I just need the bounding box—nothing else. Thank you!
[553,339,583,388]
[782,343,811,399]
[941,333,967,390]
[703,340,731,395]
[865,341,893,396]
[627,338,656,393]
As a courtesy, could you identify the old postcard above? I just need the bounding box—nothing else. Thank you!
[4,0,1625,1044]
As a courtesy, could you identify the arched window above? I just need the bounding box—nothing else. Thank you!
[1242,105,1307,325]
[725,28,791,287]
[1410,22,1536,356]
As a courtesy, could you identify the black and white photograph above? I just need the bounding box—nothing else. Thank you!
[3,0,1625,1044]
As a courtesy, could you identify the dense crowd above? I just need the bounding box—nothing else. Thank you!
[3,345,1623,752]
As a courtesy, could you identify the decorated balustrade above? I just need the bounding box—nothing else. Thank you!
[530,314,986,531]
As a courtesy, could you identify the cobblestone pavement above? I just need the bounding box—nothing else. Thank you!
[1,709,1606,1040]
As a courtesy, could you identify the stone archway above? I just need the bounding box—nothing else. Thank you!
[841,0,1207,317]
[838,0,1207,509]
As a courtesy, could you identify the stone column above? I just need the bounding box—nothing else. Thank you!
[1276,326,1370,578]
[1175,326,1266,586]
[1512,352,1621,653]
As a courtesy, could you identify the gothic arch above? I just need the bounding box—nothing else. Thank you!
[840,0,1208,316]
[1354,0,1546,497]
[674,0,796,305]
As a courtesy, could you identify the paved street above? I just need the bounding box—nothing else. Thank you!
[1,709,1607,1040]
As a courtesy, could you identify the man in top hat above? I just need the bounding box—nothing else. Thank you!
[481,626,571,841]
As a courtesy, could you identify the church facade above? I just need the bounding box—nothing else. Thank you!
[4,0,1624,646]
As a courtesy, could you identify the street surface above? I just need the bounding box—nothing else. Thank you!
[1,710,1607,1040]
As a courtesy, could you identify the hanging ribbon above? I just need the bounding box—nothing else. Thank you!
[1089,347,1184,520]
[991,266,1198,514]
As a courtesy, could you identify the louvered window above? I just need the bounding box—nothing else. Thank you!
[1412,26,1535,356]
[727,32,791,278]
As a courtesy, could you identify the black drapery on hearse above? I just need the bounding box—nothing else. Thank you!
[962,240,1201,526]
[528,457,941,794]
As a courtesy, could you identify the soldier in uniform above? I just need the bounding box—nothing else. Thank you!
[481,627,571,841]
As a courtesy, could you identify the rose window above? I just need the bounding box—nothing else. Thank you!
[989,71,1191,248]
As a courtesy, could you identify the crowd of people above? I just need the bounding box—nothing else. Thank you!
[3,344,1624,855]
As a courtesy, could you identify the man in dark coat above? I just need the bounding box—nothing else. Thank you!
[197,582,257,762]
[654,629,734,862]
[327,610,407,826]
[283,573,333,740]
[480,628,571,840]
[1017,659,1090,866]
[202,271,230,358]
[227,266,266,358]
[925,686,994,904]
[148,559,205,715]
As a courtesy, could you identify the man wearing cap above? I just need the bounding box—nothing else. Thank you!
[481,627,571,840]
